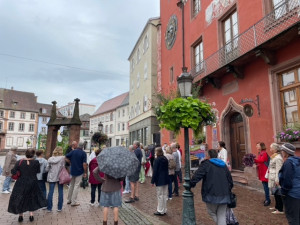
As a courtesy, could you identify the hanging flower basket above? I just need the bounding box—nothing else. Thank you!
[155,97,216,135]
[92,132,108,147]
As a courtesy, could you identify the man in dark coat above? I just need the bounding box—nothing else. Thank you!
[190,149,233,225]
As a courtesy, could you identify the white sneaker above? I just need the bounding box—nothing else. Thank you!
[1,190,10,194]
[122,190,129,194]
[57,209,62,212]
[89,202,95,206]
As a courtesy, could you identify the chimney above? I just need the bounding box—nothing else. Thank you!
[11,86,14,90]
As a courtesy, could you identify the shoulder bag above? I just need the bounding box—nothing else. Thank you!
[59,167,71,184]
[11,159,24,180]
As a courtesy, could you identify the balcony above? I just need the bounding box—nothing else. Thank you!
[192,0,300,82]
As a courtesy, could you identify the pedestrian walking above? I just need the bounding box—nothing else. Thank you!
[217,142,239,225]
[151,147,169,216]
[8,149,47,222]
[254,142,271,206]
[46,146,65,212]
[190,149,233,225]
[65,141,88,206]
[89,148,104,206]
[36,150,48,199]
[266,143,284,214]
[279,143,300,225]
[2,146,17,194]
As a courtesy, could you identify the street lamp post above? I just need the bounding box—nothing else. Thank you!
[177,70,196,225]
[98,122,103,133]
[177,0,196,224]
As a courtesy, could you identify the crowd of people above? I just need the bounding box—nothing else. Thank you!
[1,139,299,225]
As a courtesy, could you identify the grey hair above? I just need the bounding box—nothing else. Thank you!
[128,145,134,151]
[270,143,281,153]
[78,141,84,149]
[170,143,177,149]
[11,146,18,151]
[133,140,140,147]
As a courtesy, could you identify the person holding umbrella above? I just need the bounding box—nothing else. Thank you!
[151,147,169,216]
[95,146,139,225]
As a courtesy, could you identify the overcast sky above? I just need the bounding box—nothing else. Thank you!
[0,0,160,108]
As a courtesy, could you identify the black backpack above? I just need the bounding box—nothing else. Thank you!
[264,153,270,167]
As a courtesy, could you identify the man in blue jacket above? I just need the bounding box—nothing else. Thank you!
[65,142,87,206]
[190,149,233,225]
[279,143,300,225]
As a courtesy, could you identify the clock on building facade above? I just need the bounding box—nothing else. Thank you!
[165,15,178,50]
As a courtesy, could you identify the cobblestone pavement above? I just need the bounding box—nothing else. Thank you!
[128,176,288,225]
[0,156,289,225]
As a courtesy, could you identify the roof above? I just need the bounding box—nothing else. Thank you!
[0,88,38,112]
[93,92,129,116]
[128,17,160,60]
[37,103,53,117]
[80,113,91,122]
[117,93,129,108]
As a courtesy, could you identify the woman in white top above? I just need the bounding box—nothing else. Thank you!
[218,141,228,164]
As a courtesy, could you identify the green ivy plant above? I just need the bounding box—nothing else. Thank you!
[155,97,216,135]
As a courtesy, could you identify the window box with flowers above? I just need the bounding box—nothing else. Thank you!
[275,126,300,156]
[276,127,300,143]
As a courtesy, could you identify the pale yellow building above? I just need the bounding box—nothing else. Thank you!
[128,17,161,146]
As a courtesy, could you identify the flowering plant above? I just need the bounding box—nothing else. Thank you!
[92,132,108,146]
[242,153,256,167]
[276,127,300,142]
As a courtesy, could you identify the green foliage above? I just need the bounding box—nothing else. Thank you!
[155,97,216,134]
[57,135,69,155]
[92,132,108,147]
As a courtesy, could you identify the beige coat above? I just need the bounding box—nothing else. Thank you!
[267,153,283,188]
[2,151,17,177]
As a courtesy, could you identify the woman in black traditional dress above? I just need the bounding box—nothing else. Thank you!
[8,148,47,222]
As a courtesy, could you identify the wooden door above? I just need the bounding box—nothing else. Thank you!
[230,113,246,170]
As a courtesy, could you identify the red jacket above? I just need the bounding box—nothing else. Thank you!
[88,158,104,184]
[255,150,269,182]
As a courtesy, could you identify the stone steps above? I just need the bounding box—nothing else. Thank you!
[231,169,248,185]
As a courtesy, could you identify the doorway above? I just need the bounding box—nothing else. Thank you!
[230,112,246,170]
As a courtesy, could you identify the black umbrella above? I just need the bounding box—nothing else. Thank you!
[97,146,140,179]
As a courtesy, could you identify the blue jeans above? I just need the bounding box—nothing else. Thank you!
[2,176,12,191]
[262,181,270,202]
[124,176,131,192]
[38,180,47,199]
[168,175,175,198]
[47,182,64,211]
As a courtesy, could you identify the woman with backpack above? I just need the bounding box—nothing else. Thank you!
[164,147,176,200]
[255,142,271,206]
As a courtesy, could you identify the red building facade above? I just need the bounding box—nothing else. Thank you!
[159,0,300,174]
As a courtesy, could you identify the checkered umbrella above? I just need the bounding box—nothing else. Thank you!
[97,146,139,179]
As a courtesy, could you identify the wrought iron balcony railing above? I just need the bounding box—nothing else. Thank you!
[191,0,300,79]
